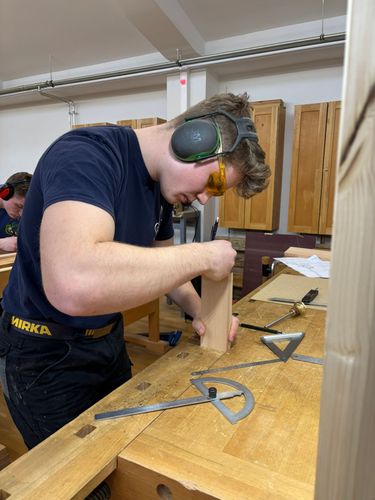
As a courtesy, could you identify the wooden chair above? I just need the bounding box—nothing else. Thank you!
[123,298,170,354]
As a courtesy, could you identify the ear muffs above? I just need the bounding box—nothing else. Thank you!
[171,109,258,164]
[0,178,31,201]
[0,183,14,201]
[171,119,221,162]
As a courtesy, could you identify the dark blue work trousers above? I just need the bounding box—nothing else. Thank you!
[0,315,132,449]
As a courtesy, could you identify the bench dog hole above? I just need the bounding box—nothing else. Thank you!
[136,381,151,391]
[75,424,96,438]
[156,484,173,499]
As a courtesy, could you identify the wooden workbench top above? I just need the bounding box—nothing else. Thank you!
[0,274,326,499]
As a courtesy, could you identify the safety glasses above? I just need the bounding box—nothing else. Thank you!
[205,156,227,197]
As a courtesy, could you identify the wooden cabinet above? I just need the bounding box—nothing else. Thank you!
[72,122,115,129]
[117,117,166,128]
[219,99,285,231]
[288,101,341,235]
[72,118,166,130]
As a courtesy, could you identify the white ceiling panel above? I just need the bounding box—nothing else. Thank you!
[179,0,347,39]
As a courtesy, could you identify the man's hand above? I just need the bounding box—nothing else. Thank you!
[0,236,17,252]
[201,240,237,281]
[192,314,239,343]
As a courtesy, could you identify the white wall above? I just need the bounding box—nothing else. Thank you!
[0,89,167,180]
[220,65,344,233]
[0,65,343,235]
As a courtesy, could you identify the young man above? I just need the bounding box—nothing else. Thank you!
[0,172,32,252]
[0,93,270,448]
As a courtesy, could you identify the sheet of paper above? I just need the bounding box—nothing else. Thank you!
[274,255,330,278]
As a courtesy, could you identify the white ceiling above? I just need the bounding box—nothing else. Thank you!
[0,0,347,104]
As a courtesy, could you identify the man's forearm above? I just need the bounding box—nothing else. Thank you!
[42,241,209,316]
[0,236,17,252]
[167,281,201,320]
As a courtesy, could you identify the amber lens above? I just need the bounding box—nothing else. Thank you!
[206,157,226,196]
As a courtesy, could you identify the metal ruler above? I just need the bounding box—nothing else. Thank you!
[192,332,305,376]
[191,358,282,376]
[291,353,324,365]
[95,377,255,424]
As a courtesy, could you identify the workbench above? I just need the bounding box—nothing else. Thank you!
[0,272,326,499]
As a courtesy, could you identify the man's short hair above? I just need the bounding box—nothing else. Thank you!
[6,172,32,197]
[169,93,271,198]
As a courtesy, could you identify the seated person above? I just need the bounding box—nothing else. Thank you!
[0,172,32,252]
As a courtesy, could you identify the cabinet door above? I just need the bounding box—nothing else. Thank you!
[117,119,138,128]
[219,99,285,230]
[72,122,115,129]
[219,188,245,228]
[288,103,328,233]
[244,101,285,230]
[319,101,341,235]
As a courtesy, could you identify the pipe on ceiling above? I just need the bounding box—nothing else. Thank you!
[0,33,345,99]
[37,87,78,127]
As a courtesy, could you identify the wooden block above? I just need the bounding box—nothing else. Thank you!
[200,274,233,352]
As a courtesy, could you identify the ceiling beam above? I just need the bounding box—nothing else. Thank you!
[117,0,205,60]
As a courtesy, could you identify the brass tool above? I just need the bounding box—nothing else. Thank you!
[264,301,306,329]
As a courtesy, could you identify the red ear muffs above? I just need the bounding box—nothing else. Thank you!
[0,184,13,201]
[0,178,31,201]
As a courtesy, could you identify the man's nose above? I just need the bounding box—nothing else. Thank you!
[196,191,212,205]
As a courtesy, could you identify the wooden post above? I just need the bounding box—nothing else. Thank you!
[315,0,375,497]
[200,274,233,352]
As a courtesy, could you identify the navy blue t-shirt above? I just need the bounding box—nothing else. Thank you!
[0,209,19,237]
[3,126,173,328]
